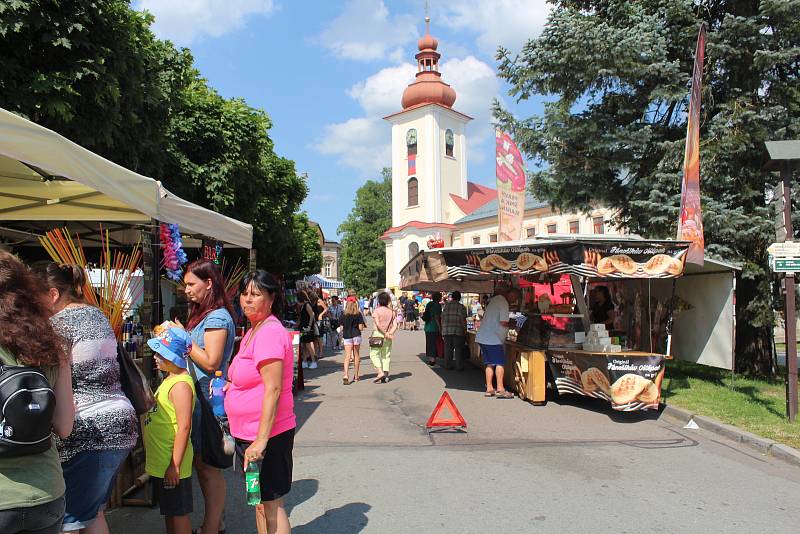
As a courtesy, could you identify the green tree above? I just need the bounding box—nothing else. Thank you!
[495,0,799,375]
[161,80,315,274]
[0,0,193,177]
[338,168,392,294]
[0,0,320,276]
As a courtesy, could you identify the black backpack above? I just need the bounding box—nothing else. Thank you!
[0,364,56,457]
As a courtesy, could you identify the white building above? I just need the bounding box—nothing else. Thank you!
[381,18,621,291]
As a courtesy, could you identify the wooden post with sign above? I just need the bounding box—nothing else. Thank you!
[781,164,798,423]
[766,140,800,422]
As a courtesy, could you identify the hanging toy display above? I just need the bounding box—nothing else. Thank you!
[160,223,189,281]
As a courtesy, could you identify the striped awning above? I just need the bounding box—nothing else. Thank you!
[306,274,344,289]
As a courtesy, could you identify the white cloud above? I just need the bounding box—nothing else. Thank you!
[436,0,552,56]
[347,63,417,117]
[316,0,418,62]
[135,0,276,45]
[314,55,500,175]
[314,117,390,175]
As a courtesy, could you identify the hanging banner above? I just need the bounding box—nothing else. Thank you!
[495,129,526,242]
[436,240,689,280]
[677,24,707,266]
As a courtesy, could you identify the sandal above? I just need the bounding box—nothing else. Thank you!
[495,390,514,399]
[373,374,385,383]
[484,390,495,397]
[342,376,350,385]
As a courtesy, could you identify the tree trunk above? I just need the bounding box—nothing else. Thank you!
[735,274,775,376]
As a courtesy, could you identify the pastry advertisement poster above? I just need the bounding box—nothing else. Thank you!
[677,23,706,266]
[549,351,666,411]
[495,129,526,242]
[440,241,689,279]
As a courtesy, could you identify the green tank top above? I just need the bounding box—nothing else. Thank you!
[0,347,65,510]
[142,373,195,479]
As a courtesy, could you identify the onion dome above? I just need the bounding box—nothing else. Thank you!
[401,17,457,110]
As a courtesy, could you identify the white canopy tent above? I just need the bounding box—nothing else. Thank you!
[0,107,252,248]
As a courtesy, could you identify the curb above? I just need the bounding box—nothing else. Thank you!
[660,404,800,467]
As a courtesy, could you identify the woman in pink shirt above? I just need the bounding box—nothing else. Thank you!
[224,270,295,534]
[370,291,398,383]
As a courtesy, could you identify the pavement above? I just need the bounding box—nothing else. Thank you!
[108,327,800,533]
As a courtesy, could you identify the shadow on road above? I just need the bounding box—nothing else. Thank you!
[285,478,319,515]
[553,393,662,423]
[292,502,371,534]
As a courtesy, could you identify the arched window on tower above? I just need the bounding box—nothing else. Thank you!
[407,178,418,207]
[445,129,454,157]
[408,242,420,261]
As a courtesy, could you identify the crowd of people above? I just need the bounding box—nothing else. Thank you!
[0,245,519,534]
[0,254,296,534]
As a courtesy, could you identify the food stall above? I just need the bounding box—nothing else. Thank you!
[0,107,254,506]
[400,237,692,411]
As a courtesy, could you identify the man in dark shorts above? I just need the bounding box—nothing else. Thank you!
[403,295,418,330]
[475,285,521,398]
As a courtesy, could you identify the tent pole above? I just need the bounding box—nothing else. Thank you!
[140,228,154,381]
[249,248,257,271]
[665,278,677,357]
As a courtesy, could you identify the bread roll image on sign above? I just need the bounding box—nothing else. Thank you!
[581,367,611,394]
[597,256,615,275]
[643,254,673,276]
[487,254,512,270]
[609,255,638,275]
[610,373,649,405]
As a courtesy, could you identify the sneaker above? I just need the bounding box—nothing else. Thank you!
[302,361,309,369]
[309,361,318,369]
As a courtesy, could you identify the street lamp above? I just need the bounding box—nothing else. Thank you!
[765,140,800,422]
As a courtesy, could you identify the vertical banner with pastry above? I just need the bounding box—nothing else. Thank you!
[677,23,707,266]
[495,129,526,242]
[548,350,666,411]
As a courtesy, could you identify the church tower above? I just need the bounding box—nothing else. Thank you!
[381,17,472,290]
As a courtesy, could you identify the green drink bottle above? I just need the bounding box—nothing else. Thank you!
[245,461,261,506]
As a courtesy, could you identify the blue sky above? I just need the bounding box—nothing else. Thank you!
[134,0,552,240]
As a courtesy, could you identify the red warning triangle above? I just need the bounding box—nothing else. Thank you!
[426,391,467,429]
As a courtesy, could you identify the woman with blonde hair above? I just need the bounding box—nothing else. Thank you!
[341,296,366,384]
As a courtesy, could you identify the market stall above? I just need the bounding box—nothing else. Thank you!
[400,237,695,411]
[0,107,254,506]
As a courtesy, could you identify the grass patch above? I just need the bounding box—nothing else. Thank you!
[663,360,800,449]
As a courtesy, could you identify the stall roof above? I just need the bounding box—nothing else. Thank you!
[0,108,253,248]
[399,235,701,292]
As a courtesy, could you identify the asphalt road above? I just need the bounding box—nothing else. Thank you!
[108,327,800,533]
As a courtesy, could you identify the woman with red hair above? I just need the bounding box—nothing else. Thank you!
[0,252,75,534]
[181,260,236,534]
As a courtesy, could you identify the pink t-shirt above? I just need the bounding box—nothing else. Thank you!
[225,316,296,441]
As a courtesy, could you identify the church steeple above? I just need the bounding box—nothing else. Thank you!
[401,16,457,110]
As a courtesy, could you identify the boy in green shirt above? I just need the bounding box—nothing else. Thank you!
[145,327,196,534]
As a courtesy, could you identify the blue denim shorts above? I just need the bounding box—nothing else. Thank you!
[61,448,131,531]
[480,344,506,366]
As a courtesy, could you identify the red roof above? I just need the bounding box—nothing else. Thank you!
[380,220,456,241]
[450,182,497,216]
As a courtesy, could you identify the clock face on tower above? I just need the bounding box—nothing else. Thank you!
[406,129,417,146]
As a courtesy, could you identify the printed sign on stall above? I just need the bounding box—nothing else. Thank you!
[440,241,689,279]
[548,351,666,411]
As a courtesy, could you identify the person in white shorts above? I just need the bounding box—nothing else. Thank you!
[341,296,366,384]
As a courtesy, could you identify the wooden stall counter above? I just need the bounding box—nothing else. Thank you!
[505,341,547,404]
[547,348,666,411]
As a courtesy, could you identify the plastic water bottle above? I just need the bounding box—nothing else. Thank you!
[245,460,261,506]
[210,371,226,417]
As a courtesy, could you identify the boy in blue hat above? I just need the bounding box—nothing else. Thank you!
[144,327,196,534]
